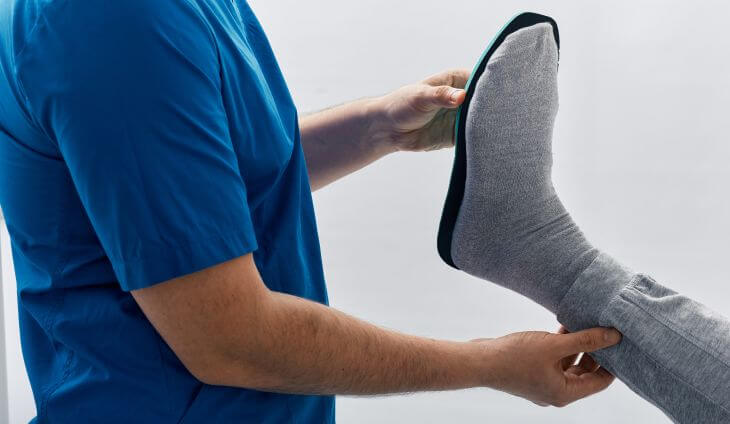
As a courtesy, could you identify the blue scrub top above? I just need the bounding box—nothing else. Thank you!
[0,0,334,422]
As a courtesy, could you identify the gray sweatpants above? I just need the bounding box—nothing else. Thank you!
[557,253,730,422]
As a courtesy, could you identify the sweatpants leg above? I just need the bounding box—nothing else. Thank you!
[557,253,730,423]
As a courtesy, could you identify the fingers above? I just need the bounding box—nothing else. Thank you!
[555,327,622,357]
[564,354,601,377]
[412,69,470,112]
[422,68,471,89]
[554,328,617,406]
[575,353,600,374]
[563,367,616,403]
[560,351,579,371]
[419,85,465,110]
[556,325,577,370]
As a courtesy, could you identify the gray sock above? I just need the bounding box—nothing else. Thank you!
[451,23,599,313]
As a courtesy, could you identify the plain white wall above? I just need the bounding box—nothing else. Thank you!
[3,1,729,422]
[2,220,34,423]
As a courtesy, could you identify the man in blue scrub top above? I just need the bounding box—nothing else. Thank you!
[0,1,619,422]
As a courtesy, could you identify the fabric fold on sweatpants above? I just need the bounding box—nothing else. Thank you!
[557,253,730,423]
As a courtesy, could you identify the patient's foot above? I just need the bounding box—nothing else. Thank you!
[451,23,598,312]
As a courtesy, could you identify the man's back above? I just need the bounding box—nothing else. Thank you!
[0,1,332,422]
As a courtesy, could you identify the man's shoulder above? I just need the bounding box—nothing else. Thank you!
[13,0,219,89]
[14,0,212,57]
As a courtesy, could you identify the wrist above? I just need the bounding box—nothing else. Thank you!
[427,339,498,390]
[361,95,398,155]
[460,339,500,389]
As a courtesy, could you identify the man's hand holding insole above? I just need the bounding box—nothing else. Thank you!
[300,68,469,190]
[369,68,469,152]
[473,327,620,407]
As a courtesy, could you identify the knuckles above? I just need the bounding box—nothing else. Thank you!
[433,85,452,100]
[578,333,598,350]
[550,399,571,408]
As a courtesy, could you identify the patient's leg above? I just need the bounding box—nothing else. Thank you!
[442,21,730,423]
[558,255,730,423]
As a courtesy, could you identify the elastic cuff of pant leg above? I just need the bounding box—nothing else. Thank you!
[556,252,639,331]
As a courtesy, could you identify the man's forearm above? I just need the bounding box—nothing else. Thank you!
[299,98,394,191]
[134,254,620,404]
[205,288,486,394]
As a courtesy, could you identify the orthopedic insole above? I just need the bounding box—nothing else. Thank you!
[435,13,603,313]
[437,12,560,269]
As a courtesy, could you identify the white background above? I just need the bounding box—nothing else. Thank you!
[3,0,730,422]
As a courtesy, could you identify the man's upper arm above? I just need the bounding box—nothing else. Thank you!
[16,1,257,290]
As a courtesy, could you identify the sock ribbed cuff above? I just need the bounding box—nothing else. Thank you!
[556,252,639,331]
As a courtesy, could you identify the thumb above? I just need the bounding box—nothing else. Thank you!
[557,327,622,356]
[423,85,466,109]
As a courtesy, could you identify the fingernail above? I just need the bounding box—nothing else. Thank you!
[604,329,621,343]
[450,89,463,103]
